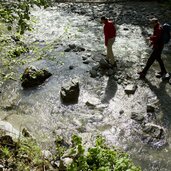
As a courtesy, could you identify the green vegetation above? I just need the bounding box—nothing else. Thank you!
[66,135,141,171]
[0,0,51,34]
[0,0,52,83]
[0,134,141,170]
[0,137,51,170]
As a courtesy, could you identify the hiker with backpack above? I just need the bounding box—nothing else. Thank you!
[138,17,170,79]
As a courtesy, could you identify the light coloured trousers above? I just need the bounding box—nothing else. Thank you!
[106,37,115,65]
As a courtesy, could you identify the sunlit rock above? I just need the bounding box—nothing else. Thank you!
[42,150,53,160]
[21,66,52,88]
[59,157,73,170]
[60,79,80,104]
[0,121,20,139]
[124,84,137,94]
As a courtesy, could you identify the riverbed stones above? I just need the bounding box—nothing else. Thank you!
[65,44,85,52]
[124,84,137,95]
[143,123,165,139]
[21,66,52,88]
[60,79,80,104]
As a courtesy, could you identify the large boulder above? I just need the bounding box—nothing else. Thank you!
[21,66,52,88]
[60,79,80,104]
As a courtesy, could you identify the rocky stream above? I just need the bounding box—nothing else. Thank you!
[0,1,171,170]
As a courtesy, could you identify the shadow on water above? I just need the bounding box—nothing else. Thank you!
[145,78,171,128]
[101,76,117,103]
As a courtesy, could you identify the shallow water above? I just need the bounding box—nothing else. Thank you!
[0,3,171,170]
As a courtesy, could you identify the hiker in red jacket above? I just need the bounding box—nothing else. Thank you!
[138,18,167,79]
[101,16,116,66]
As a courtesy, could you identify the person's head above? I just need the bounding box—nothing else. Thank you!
[101,16,107,24]
[149,17,159,27]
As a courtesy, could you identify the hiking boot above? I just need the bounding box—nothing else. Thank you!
[138,72,146,79]
[156,72,167,78]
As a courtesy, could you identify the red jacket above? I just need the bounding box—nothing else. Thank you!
[150,23,164,49]
[104,20,116,46]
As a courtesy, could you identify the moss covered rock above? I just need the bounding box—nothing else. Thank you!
[21,66,52,88]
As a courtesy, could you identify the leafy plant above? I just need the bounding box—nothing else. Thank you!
[66,135,141,171]
[0,0,52,34]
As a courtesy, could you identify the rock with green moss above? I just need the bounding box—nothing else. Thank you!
[21,66,52,88]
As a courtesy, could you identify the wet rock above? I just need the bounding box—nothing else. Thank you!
[0,121,20,139]
[117,79,122,84]
[22,128,32,138]
[60,79,80,104]
[92,64,100,71]
[90,69,97,78]
[82,56,87,61]
[59,157,73,170]
[143,123,165,139]
[106,68,115,76]
[99,58,110,69]
[69,44,76,49]
[21,66,52,88]
[69,65,74,70]
[131,112,144,123]
[147,104,155,113]
[42,150,53,160]
[85,97,100,109]
[123,27,129,31]
[83,59,90,64]
[65,44,85,52]
[119,110,124,115]
[124,84,137,95]
[64,47,71,52]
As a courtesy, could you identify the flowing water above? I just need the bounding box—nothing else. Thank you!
[0,2,171,170]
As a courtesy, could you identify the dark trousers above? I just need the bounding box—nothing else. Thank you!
[142,45,167,75]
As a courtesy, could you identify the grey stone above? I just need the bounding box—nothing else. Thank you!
[92,64,100,71]
[131,112,144,123]
[147,104,155,113]
[59,157,73,170]
[21,66,52,88]
[60,79,80,104]
[124,84,137,94]
[0,121,20,139]
[143,123,164,139]
[107,68,115,76]
[119,110,124,115]
[69,65,74,70]
[99,58,110,69]
[42,150,53,160]
[90,69,97,78]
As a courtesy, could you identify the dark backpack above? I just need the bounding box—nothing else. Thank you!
[162,23,171,44]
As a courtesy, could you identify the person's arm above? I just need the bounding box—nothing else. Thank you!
[150,27,162,45]
[104,24,109,46]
